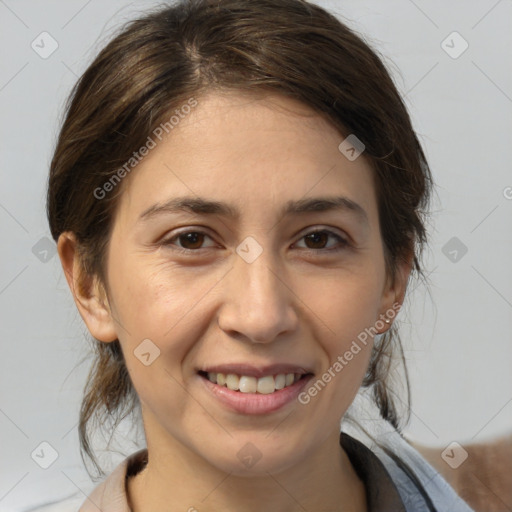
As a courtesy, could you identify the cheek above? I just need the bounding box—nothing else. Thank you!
[300,267,383,388]
[108,257,226,376]
[113,264,213,417]
[303,266,384,336]
[108,255,200,335]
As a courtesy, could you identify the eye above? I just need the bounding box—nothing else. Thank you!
[160,227,349,254]
[294,229,349,252]
[160,230,217,252]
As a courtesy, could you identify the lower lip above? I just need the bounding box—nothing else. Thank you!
[198,374,314,415]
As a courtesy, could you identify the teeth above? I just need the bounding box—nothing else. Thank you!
[206,372,301,393]
[225,374,239,391]
[239,376,257,393]
[274,374,286,390]
[256,375,275,394]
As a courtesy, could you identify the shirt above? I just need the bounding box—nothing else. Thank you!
[28,428,475,512]
[74,431,454,512]
[28,393,476,512]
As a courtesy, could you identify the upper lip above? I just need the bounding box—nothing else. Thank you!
[199,363,313,378]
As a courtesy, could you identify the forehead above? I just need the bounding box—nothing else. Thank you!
[115,91,378,227]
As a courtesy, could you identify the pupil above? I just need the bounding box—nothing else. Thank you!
[307,232,326,249]
[182,232,203,249]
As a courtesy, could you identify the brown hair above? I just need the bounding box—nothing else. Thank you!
[47,0,433,478]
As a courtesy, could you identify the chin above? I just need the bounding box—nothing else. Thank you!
[203,438,308,477]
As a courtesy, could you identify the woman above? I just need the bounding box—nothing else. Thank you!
[46,0,475,510]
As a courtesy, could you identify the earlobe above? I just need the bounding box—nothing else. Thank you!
[57,232,118,343]
[379,253,413,332]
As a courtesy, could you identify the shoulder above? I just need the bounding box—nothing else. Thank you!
[374,432,476,512]
[26,449,148,512]
[78,449,148,512]
[341,395,475,512]
[411,432,512,512]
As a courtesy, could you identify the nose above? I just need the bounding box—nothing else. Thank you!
[217,246,298,344]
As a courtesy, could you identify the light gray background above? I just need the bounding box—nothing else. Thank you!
[1,0,511,509]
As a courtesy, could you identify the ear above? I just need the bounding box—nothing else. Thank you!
[378,250,413,332]
[57,232,118,343]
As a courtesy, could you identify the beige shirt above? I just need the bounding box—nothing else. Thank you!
[78,449,148,512]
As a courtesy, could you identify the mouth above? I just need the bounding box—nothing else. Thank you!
[197,367,314,414]
[198,370,312,394]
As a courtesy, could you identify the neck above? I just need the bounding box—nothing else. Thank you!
[127,429,367,512]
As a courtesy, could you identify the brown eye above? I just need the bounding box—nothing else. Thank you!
[304,231,329,249]
[295,229,348,252]
[161,230,215,251]
[178,232,205,249]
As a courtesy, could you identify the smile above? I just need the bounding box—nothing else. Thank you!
[197,368,314,415]
[200,371,304,394]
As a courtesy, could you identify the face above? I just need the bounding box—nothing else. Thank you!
[68,91,408,476]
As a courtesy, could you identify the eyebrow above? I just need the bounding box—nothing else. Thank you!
[138,195,369,225]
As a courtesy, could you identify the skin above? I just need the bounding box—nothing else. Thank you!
[58,90,411,512]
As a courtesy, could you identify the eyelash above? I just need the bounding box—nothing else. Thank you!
[160,228,350,255]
